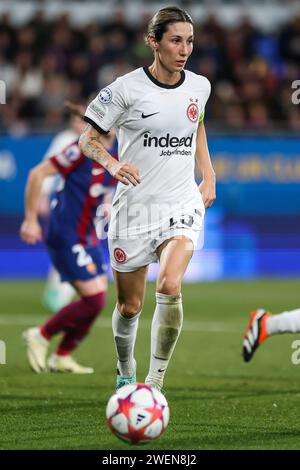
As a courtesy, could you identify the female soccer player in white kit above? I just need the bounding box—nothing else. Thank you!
[79,6,216,391]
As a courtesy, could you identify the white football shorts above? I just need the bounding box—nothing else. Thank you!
[108,208,204,272]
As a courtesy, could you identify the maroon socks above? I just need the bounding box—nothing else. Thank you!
[40,292,106,354]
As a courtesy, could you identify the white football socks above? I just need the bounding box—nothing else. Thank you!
[266,308,300,335]
[145,292,183,389]
[112,305,140,377]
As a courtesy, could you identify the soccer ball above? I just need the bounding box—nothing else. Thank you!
[106,383,169,445]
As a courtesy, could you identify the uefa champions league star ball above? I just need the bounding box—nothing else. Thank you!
[106,383,169,445]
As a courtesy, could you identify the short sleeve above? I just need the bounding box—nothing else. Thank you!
[199,110,205,123]
[84,77,128,134]
[198,77,211,123]
[50,141,84,176]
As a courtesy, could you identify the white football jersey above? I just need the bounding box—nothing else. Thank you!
[84,67,211,237]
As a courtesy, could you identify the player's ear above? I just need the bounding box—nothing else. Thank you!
[148,34,158,51]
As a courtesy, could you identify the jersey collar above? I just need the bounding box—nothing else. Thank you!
[143,66,185,89]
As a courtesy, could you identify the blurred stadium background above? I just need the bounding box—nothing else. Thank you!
[1,0,300,452]
[0,0,300,281]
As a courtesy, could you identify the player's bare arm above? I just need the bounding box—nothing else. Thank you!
[20,160,58,245]
[79,124,141,186]
[195,121,216,208]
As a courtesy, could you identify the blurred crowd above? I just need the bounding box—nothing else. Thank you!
[0,10,300,135]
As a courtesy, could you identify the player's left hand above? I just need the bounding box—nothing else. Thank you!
[199,176,216,208]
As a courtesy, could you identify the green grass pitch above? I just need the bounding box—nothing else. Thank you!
[0,279,300,450]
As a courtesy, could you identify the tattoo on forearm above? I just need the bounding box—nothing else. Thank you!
[80,130,110,167]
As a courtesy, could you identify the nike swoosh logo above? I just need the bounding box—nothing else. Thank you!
[141,112,160,119]
[158,368,166,373]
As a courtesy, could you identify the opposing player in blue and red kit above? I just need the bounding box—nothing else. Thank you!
[21,108,117,373]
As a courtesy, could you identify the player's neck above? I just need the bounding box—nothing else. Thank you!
[148,61,182,86]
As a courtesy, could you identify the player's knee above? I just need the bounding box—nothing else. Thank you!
[118,299,142,319]
[157,276,181,295]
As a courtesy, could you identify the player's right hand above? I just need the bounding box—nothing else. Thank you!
[20,220,42,245]
[108,160,141,186]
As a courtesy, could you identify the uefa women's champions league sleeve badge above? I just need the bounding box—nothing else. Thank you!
[98,87,113,104]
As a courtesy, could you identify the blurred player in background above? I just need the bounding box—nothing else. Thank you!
[39,102,84,312]
[20,106,117,374]
[80,6,216,391]
[243,308,300,362]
